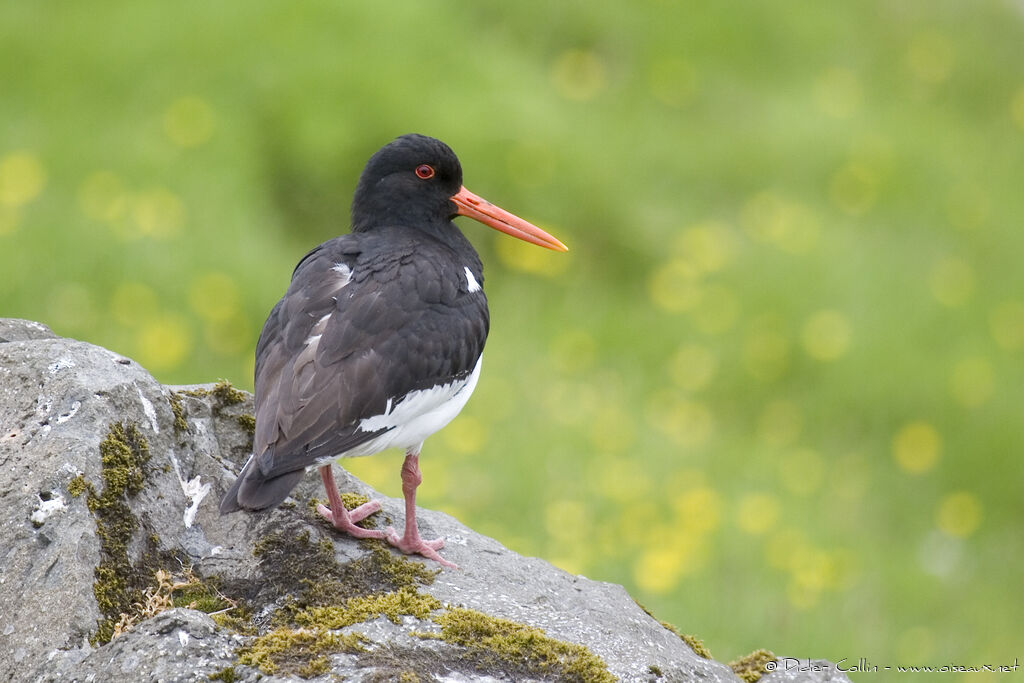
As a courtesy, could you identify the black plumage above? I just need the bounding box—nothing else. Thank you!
[219,134,565,567]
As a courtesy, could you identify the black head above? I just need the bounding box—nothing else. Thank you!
[350,134,568,252]
[351,134,464,232]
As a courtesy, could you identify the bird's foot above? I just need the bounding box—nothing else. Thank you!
[385,525,457,569]
[316,500,386,540]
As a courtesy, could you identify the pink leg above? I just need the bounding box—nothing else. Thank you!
[316,465,386,540]
[385,450,457,569]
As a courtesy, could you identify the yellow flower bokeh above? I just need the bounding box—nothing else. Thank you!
[949,357,994,408]
[892,421,942,475]
[188,272,241,323]
[668,343,717,393]
[132,187,185,239]
[829,163,879,216]
[735,492,781,536]
[757,399,803,447]
[79,171,129,224]
[741,191,820,254]
[648,57,698,109]
[801,310,852,362]
[936,491,982,538]
[989,301,1024,351]
[928,257,975,308]
[647,258,702,313]
[135,312,193,371]
[814,67,863,119]
[551,49,606,102]
[904,31,954,84]
[164,96,217,148]
[0,152,47,208]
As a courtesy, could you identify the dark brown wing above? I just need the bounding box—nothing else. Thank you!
[220,228,488,512]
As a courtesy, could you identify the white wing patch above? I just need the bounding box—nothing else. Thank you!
[464,266,481,293]
[329,355,484,459]
[304,313,332,348]
[332,262,353,286]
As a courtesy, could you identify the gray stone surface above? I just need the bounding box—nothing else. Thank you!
[0,319,851,683]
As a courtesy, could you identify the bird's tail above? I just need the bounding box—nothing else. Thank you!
[218,452,305,514]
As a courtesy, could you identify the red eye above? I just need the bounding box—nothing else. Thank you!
[415,164,435,179]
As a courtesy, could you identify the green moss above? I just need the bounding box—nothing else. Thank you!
[681,633,712,659]
[398,673,420,682]
[235,413,255,434]
[82,422,165,644]
[172,577,232,613]
[168,392,188,433]
[67,474,89,498]
[207,667,238,682]
[649,664,663,676]
[729,649,777,683]
[253,531,436,618]
[236,627,366,676]
[252,529,340,596]
[212,607,259,636]
[634,599,712,659]
[180,380,246,408]
[340,491,371,509]
[293,586,441,629]
[98,422,151,497]
[369,542,439,586]
[432,607,614,683]
[212,379,246,405]
[226,530,447,676]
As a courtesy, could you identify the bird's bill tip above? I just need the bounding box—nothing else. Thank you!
[452,186,568,252]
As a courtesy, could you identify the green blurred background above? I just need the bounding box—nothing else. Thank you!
[2,0,1022,674]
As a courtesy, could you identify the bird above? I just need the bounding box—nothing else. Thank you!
[219,134,567,568]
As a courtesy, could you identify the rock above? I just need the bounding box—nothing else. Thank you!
[0,319,57,343]
[0,319,851,683]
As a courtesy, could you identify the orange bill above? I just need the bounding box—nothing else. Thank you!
[452,186,568,252]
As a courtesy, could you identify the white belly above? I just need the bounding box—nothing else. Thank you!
[331,355,482,460]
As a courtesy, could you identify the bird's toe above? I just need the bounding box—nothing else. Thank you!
[347,499,382,523]
[317,503,386,540]
[384,526,455,568]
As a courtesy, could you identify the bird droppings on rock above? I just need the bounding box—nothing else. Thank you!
[136,385,160,433]
[730,648,778,682]
[169,453,212,528]
[29,490,67,528]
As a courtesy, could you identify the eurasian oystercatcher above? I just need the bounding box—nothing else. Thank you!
[219,134,567,568]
